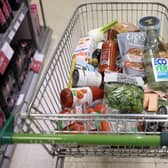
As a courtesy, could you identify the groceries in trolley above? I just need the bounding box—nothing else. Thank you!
[59,16,168,133]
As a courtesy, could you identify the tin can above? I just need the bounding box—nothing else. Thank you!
[72,69,102,87]
[157,106,168,131]
[145,121,158,132]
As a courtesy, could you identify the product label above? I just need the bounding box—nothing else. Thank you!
[152,58,168,81]
[30,59,41,73]
[104,71,144,88]
[75,60,95,71]
[77,70,102,87]
[72,87,93,107]
[0,9,6,25]
[30,51,44,73]
[19,13,24,22]
[16,94,24,106]
[126,32,146,46]
[14,21,20,31]
[100,48,109,65]
[0,42,14,74]
[8,30,15,41]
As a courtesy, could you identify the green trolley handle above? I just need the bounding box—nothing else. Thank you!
[0,115,168,147]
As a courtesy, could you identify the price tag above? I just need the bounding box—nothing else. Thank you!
[16,94,25,106]
[14,21,20,31]
[19,13,24,22]
[0,42,14,74]
[8,30,15,41]
[30,51,44,73]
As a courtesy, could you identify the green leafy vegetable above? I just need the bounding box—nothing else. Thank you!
[105,83,144,113]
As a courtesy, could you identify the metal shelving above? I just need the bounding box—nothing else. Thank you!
[0,3,28,48]
[0,0,52,167]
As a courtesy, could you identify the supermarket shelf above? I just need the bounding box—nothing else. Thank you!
[14,25,52,111]
[0,1,52,167]
[13,51,49,116]
[0,3,28,48]
[1,47,51,168]
[0,2,29,167]
[38,26,53,54]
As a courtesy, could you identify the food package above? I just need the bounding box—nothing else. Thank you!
[73,36,96,62]
[58,108,84,131]
[86,102,112,131]
[104,72,144,113]
[117,31,146,77]
[113,22,139,33]
[143,92,159,112]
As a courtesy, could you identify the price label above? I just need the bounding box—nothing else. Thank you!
[8,30,15,41]
[34,51,44,61]
[19,13,24,22]
[30,51,44,73]
[16,94,25,106]
[0,42,14,74]
[14,21,20,31]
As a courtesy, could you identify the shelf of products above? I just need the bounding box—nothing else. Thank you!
[0,3,28,47]
[0,0,52,167]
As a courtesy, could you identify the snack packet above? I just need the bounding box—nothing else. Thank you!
[117,32,146,77]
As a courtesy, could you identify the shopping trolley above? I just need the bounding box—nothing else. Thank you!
[1,1,168,168]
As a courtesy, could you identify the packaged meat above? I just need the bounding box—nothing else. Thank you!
[117,31,146,77]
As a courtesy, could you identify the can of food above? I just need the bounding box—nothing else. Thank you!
[138,16,160,34]
[72,69,102,87]
[157,106,168,131]
[145,121,159,132]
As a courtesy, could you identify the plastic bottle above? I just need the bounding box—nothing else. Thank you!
[60,86,104,108]
[99,29,118,73]
[144,29,168,91]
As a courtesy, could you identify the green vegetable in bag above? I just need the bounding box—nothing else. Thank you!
[105,83,144,113]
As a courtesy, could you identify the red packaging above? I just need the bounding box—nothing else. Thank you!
[58,108,84,132]
[60,86,104,108]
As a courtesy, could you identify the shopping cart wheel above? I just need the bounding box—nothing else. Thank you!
[55,156,65,168]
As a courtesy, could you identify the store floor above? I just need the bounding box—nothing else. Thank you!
[10,0,168,168]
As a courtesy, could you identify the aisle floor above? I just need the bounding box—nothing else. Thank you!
[10,0,168,168]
